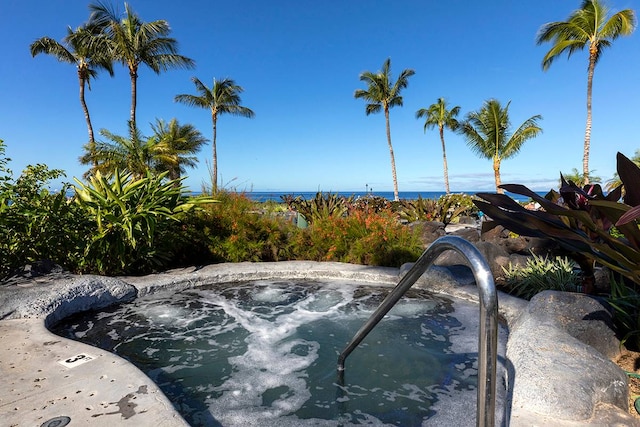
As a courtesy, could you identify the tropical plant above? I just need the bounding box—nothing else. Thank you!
[282,192,354,225]
[606,149,640,191]
[0,139,10,189]
[608,273,640,349]
[0,159,88,278]
[89,1,195,133]
[349,195,392,215]
[354,58,415,201]
[536,0,636,184]
[73,169,204,274]
[175,77,254,193]
[204,191,294,263]
[86,124,156,178]
[459,99,542,193]
[291,209,422,267]
[30,24,114,164]
[397,193,477,224]
[502,252,581,300]
[474,152,640,292]
[148,118,207,181]
[397,196,439,222]
[561,168,601,187]
[416,98,461,194]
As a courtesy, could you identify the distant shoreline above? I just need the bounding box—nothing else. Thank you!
[206,190,543,203]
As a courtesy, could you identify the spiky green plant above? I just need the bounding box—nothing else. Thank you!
[502,252,581,300]
[608,273,640,349]
[73,169,209,274]
[397,193,476,224]
[282,192,354,225]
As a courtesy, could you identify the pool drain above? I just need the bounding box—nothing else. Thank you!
[41,416,71,427]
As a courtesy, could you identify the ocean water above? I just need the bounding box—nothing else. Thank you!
[243,190,539,203]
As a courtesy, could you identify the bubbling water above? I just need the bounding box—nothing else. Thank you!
[51,280,507,426]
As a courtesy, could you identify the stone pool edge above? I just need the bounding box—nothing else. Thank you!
[0,260,637,426]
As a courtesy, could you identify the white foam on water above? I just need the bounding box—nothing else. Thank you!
[162,363,204,374]
[203,284,360,425]
[137,304,203,328]
[388,299,437,317]
[251,287,292,303]
[53,280,508,426]
[73,320,93,338]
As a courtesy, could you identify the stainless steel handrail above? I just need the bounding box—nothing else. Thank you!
[337,235,498,427]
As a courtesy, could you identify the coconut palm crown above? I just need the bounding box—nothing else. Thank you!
[30,24,113,164]
[536,0,636,184]
[149,118,208,182]
[88,1,195,134]
[459,99,543,193]
[354,58,415,201]
[175,77,255,193]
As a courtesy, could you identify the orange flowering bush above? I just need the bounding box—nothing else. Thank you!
[292,209,422,267]
[172,191,423,268]
[201,191,296,262]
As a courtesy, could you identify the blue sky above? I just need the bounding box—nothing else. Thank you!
[1,0,639,193]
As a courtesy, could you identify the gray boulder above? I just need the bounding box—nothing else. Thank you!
[507,291,628,422]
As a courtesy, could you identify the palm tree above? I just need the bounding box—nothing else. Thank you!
[536,0,636,184]
[30,25,113,165]
[89,123,155,179]
[354,58,415,202]
[149,118,208,181]
[89,1,195,133]
[175,77,255,193]
[561,168,601,188]
[416,98,461,194]
[459,99,543,194]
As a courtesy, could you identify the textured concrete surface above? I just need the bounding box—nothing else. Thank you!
[1,260,638,426]
[0,318,187,426]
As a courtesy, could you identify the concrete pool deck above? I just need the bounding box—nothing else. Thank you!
[1,261,638,426]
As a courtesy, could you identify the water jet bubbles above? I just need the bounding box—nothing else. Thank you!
[51,280,508,426]
[388,299,436,317]
[251,286,292,303]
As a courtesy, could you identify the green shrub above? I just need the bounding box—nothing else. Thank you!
[205,191,296,262]
[0,146,88,278]
[291,209,422,267]
[73,169,205,275]
[608,274,640,350]
[502,252,581,300]
[349,195,392,214]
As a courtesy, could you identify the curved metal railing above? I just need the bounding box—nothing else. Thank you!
[337,235,498,427]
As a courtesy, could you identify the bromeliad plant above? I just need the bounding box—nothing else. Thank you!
[398,193,477,224]
[474,152,640,291]
[282,192,354,225]
[73,169,209,274]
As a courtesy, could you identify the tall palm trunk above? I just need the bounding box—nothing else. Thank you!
[439,126,450,194]
[384,107,399,201]
[493,157,502,194]
[583,46,597,185]
[211,112,218,193]
[129,66,138,135]
[78,72,97,167]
